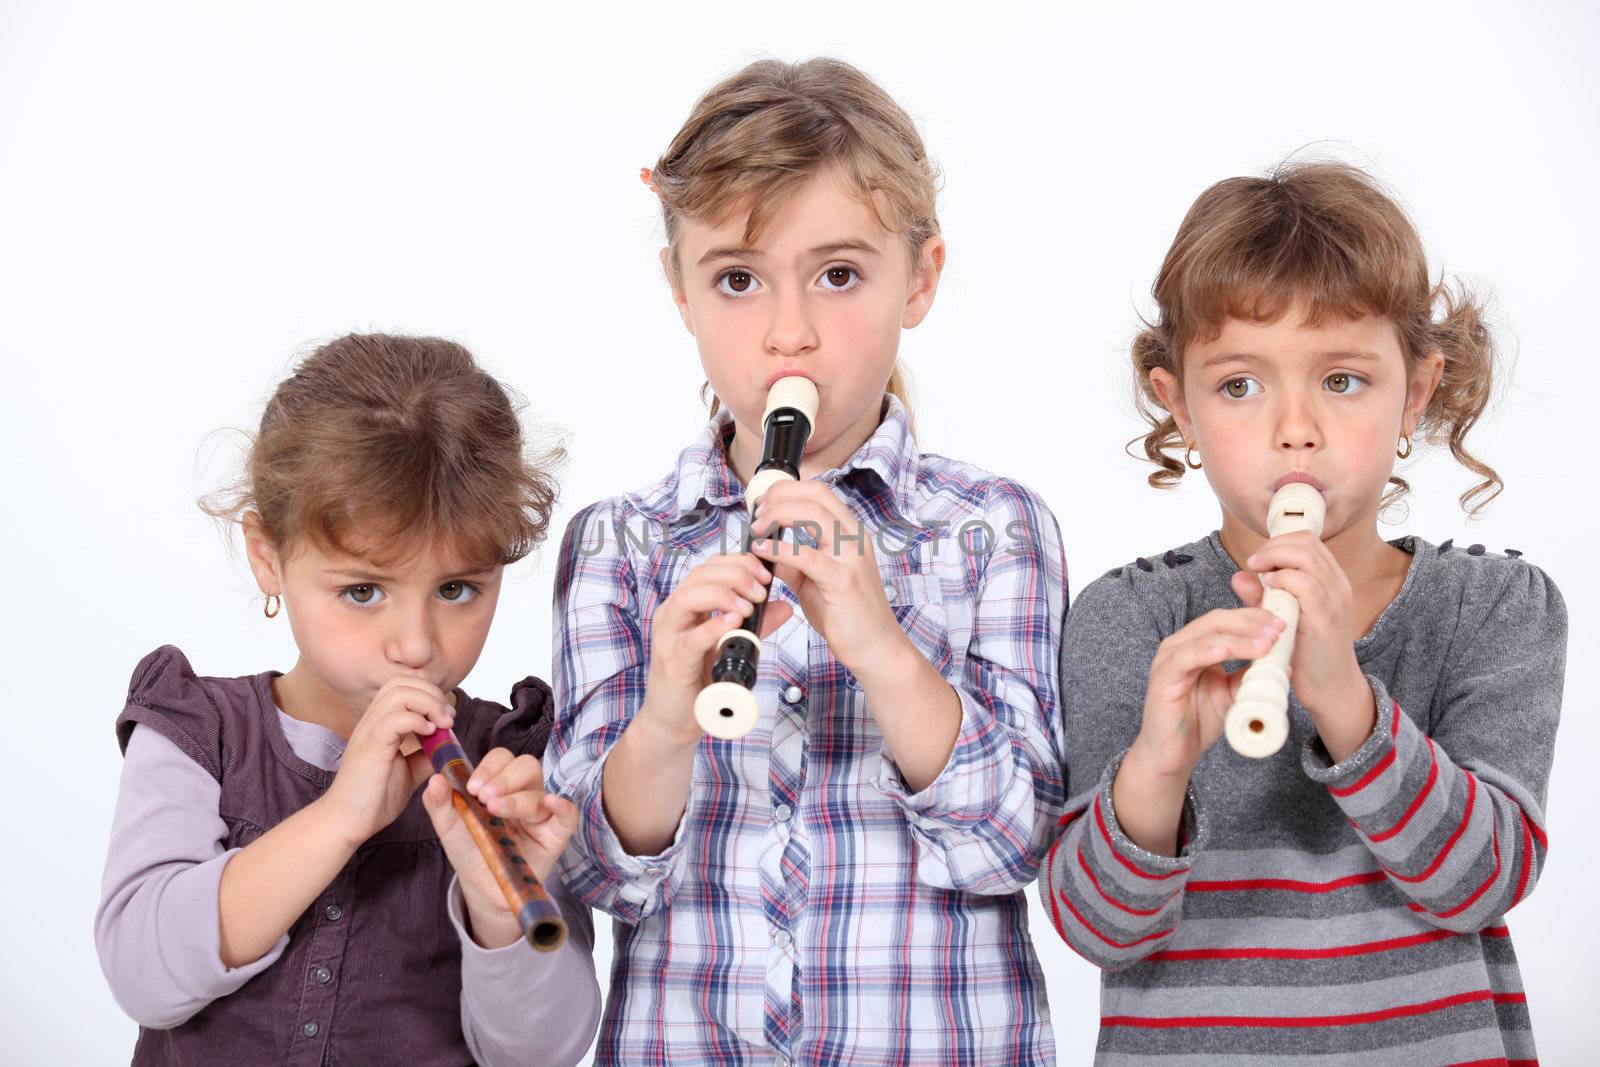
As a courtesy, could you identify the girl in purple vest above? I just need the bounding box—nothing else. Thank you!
[94,334,600,1065]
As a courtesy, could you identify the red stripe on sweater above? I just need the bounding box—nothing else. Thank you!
[1330,750,1396,797]
[1149,928,1456,962]
[1102,987,1495,1029]
[1045,830,1070,942]
[1094,795,1186,881]
[1057,889,1174,951]
[1388,773,1477,885]
[1511,817,1535,906]
[1408,824,1501,920]
[1328,702,1403,797]
[1366,737,1438,843]
[1079,846,1181,916]
[1188,871,1386,894]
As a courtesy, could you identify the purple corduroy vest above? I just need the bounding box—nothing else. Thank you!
[114,645,552,1066]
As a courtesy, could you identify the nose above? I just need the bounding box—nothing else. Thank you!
[764,285,818,358]
[1275,390,1323,454]
[386,602,437,673]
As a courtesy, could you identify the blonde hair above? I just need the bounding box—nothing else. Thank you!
[650,57,938,434]
[1131,160,1501,514]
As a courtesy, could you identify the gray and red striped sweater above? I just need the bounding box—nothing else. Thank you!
[1040,534,1564,1065]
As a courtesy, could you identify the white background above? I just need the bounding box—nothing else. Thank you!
[4,2,1596,1062]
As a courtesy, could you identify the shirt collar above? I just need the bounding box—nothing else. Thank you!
[664,393,920,523]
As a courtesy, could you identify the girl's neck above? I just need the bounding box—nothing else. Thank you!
[724,397,882,490]
[270,663,361,742]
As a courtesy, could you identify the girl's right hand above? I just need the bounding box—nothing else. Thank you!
[641,553,793,742]
[1130,607,1287,777]
[317,676,456,847]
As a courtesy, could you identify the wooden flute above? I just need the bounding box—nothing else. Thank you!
[692,374,820,740]
[1223,481,1327,758]
[415,728,568,952]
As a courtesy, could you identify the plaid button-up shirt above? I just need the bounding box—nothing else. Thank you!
[547,396,1067,1065]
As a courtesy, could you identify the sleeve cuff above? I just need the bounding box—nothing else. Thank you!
[1302,674,1396,788]
[181,850,290,986]
[1096,749,1208,873]
[448,874,569,979]
[450,873,601,1067]
[874,684,1005,817]
[567,742,693,902]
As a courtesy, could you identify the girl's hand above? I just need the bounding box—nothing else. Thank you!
[747,480,908,681]
[1234,531,1375,758]
[317,676,454,848]
[421,747,580,949]
[1130,607,1287,777]
[641,552,794,743]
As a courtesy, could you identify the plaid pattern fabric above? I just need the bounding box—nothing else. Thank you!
[546,395,1068,1065]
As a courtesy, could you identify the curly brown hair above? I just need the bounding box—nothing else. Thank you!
[1131,160,1501,514]
[203,334,563,568]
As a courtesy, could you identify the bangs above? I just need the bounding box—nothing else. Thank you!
[1160,166,1430,352]
[302,501,512,574]
[282,441,531,572]
[672,147,922,249]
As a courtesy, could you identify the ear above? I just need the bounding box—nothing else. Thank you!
[901,235,946,329]
[661,247,694,334]
[242,512,283,597]
[1404,351,1446,436]
[1148,367,1197,446]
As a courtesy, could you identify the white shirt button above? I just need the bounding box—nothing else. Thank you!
[782,684,804,705]
[773,929,792,950]
[774,803,793,823]
[883,582,897,602]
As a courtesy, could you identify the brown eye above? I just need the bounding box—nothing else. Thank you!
[439,581,471,602]
[345,584,377,605]
[1327,373,1351,393]
[722,271,753,294]
[1223,378,1256,399]
[822,266,856,289]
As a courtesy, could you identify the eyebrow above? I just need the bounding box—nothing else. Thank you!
[1198,351,1263,371]
[1198,349,1385,371]
[328,568,394,583]
[1317,349,1383,363]
[695,239,882,267]
[326,565,496,583]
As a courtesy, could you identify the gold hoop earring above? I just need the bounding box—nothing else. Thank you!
[1184,444,1202,470]
[1396,435,1412,459]
[263,594,281,619]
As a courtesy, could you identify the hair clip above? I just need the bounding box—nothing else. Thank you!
[639,167,659,196]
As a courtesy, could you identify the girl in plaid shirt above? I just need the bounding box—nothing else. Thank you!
[546,59,1067,1065]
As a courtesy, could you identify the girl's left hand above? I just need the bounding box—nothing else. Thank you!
[1233,530,1375,752]
[748,479,909,680]
[421,747,579,949]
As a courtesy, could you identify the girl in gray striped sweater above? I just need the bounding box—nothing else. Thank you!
[1040,161,1565,1066]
